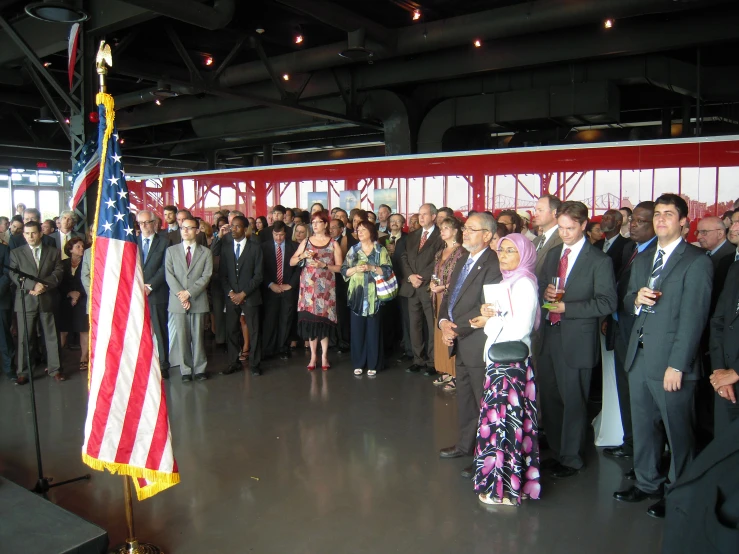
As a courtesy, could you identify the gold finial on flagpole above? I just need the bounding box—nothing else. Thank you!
[95,40,113,93]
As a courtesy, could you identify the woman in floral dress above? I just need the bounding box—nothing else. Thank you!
[290,210,343,370]
[473,233,541,506]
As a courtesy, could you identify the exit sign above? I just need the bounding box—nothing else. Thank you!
[37,162,48,168]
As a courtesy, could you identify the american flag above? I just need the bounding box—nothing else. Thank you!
[70,137,101,209]
[82,92,179,500]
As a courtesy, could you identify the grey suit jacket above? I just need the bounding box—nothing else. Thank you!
[534,229,563,283]
[624,240,713,380]
[9,243,64,312]
[165,243,213,314]
[138,233,169,305]
[538,241,618,369]
[50,230,85,255]
[399,226,443,298]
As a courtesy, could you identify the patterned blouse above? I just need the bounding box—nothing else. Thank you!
[340,242,394,317]
[432,245,465,312]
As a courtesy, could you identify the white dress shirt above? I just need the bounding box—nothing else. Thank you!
[482,277,538,362]
[538,225,558,250]
[633,236,683,315]
[559,236,587,284]
[233,237,246,258]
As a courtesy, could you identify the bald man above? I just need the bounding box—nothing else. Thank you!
[697,216,734,270]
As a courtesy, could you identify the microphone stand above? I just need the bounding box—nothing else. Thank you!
[7,264,91,498]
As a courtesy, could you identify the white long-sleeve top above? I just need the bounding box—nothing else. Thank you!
[482,277,538,365]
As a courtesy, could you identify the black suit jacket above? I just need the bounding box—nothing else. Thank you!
[612,238,658,343]
[538,241,618,369]
[9,232,55,250]
[137,233,169,305]
[261,239,300,291]
[710,261,739,374]
[714,252,737,311]
[709,240,736,271]
[595,234,632,277]
[0,243,11,309]
[438,248,502,365]
[379,233,407,280]
[399,227,443,298]
[219,238,263,307]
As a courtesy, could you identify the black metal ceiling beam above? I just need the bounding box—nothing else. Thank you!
[114,61,383,130]
[23,62,71,142]
[273,0,395,47]
[250,36,288,100]
[213,34,248,81]
[164,24,204,86]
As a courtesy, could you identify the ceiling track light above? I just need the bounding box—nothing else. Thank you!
[282,74,290,81]
[34,106,57,124]
[412,9,421,21]
[473,39,482,48]
[25,0,88,23]
[604,18,614,29]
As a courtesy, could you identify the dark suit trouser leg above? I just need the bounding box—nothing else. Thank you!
[538,325,590,469]
[225,303,243,365]
[278,292,296,354]
[455,343,486,454]
[243,305,261,372]
[613,320,633,452]
[149,302,170,370]
[714,385,739,438]
[262,291,280,357]
[0,307,14,378]
[211,284,227,344]
[399,296,413,357]
[647,376,695,491]
[17,310,39,375]
[628,353,667,494]
[408,295,427,366]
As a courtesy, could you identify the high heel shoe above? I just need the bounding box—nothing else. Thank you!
[307,364,316,371]
[322,364,330,371]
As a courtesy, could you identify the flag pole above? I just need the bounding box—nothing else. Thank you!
[94,41,163,554]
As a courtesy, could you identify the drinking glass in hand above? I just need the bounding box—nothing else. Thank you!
[551,277,565,302]
[642,278,662,314]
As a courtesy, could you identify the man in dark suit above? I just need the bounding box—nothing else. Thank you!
[438,212,502,471]
[709,260,739,437]
[50,210,85,260]
[220,216,264,376]
[0,242,14,381]
[614,193,713,519]
[381,213,411,359]
[375,204,391,234]
[9,221,65,384]
[136,210,170,379]
[538,201,617,478]
[713,211,739,301]
[261,221,299,360]
[532,195,563,282]
[166,209,208,247]
[259,205,286,243]
[9,208,56,250]
[697,216,734,270]
[400,203,443,375]
[594,209,632,276]
[603,202,657,461]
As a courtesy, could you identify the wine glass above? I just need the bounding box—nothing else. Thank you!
[643,276,662,314]
[551,277,565,302]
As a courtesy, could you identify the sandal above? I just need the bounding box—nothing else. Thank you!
[239,349,249,361]
[354,368,363,375]
[367,369,377,377]
[433,374,452,386]
[442,378,456,391]
[80,361,88,371]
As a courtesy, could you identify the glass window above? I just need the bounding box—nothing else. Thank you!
[38,189,60,221]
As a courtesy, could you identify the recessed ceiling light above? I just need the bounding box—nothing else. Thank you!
[282,74,290,81]
[25,1,88,23]
[412,9,421,21]
[473,39,482,48]
[604,18,614,29]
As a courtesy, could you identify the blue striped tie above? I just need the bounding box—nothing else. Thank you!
[650,249,665,286]
[448,258,474,321]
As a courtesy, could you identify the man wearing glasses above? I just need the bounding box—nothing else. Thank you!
[137,210,171,379]
[696,216,734,270]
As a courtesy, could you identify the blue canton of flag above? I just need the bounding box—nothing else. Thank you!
[96,104,135,244]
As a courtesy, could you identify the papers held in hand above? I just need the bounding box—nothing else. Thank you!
[483,283,512,318]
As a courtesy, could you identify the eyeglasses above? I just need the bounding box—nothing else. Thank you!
[695,229,723,236]
[461,226,489,233]
[180,226,198,231]
[138,220,155,225]
[496,247,519,255]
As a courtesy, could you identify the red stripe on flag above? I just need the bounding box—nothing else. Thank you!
[72,169,100,208]
[86,239,137,459]
[145,380,172,471]
[115,249,155,462]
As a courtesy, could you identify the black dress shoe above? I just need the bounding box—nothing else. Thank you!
[251,369,262,376]
[423,367,438,377]
[460,465,474,479]
[603,445,633,459]
[194,373,208,381]
[14,375,29,386]
[161,368,170,380]
[613,486,662,503]
[222,364,242,375]
[538,433,550,451]
[279,352,289,360]
[551,463,579,478]
[540,458,560,470]
[624,468,636,480]
[182,375,193,383]
[439,446,467,458]
[647,498,666,519]
[406,364,421,373]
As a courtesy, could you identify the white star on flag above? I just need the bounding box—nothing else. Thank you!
[118,190,128,199]
[111,154,122,163]
[105,199,116,208]
[108,177,119,186]
[102,221,112,231]
[123,227,133,236]
[115,213,125,222]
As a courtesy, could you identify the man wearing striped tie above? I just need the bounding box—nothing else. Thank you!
[614,193,713,519]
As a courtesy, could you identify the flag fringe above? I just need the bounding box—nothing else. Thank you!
[82,453,180,501]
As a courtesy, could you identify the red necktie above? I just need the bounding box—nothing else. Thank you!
[549,248,570,324]
[186,246,192,268]
[276,244,283,285]
[624,246,638,272]
[418,230,428,252]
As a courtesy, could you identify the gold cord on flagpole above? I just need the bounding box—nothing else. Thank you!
[110,476,163,554]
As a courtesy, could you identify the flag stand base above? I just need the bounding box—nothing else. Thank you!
[109,476,163,554]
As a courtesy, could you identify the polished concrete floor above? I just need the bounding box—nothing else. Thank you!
[0,341,665,553]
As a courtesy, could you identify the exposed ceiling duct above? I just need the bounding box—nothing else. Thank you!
[119,0,235,30]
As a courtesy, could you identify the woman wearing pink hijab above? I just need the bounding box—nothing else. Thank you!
[472,233,541,507]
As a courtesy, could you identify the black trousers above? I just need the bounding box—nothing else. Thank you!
[149,301,169,370]
[398,296,414,357]
[225,302,261,371]
[408,291,434,368]
[454,340,486,455]
[714,384,739,438]
[262,289,296,357]
[0,307,13,377]
[350,312,383,371]
[538,324,592,470]
[613,318,634,452]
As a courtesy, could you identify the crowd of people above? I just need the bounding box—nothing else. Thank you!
[1,192,738,515]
